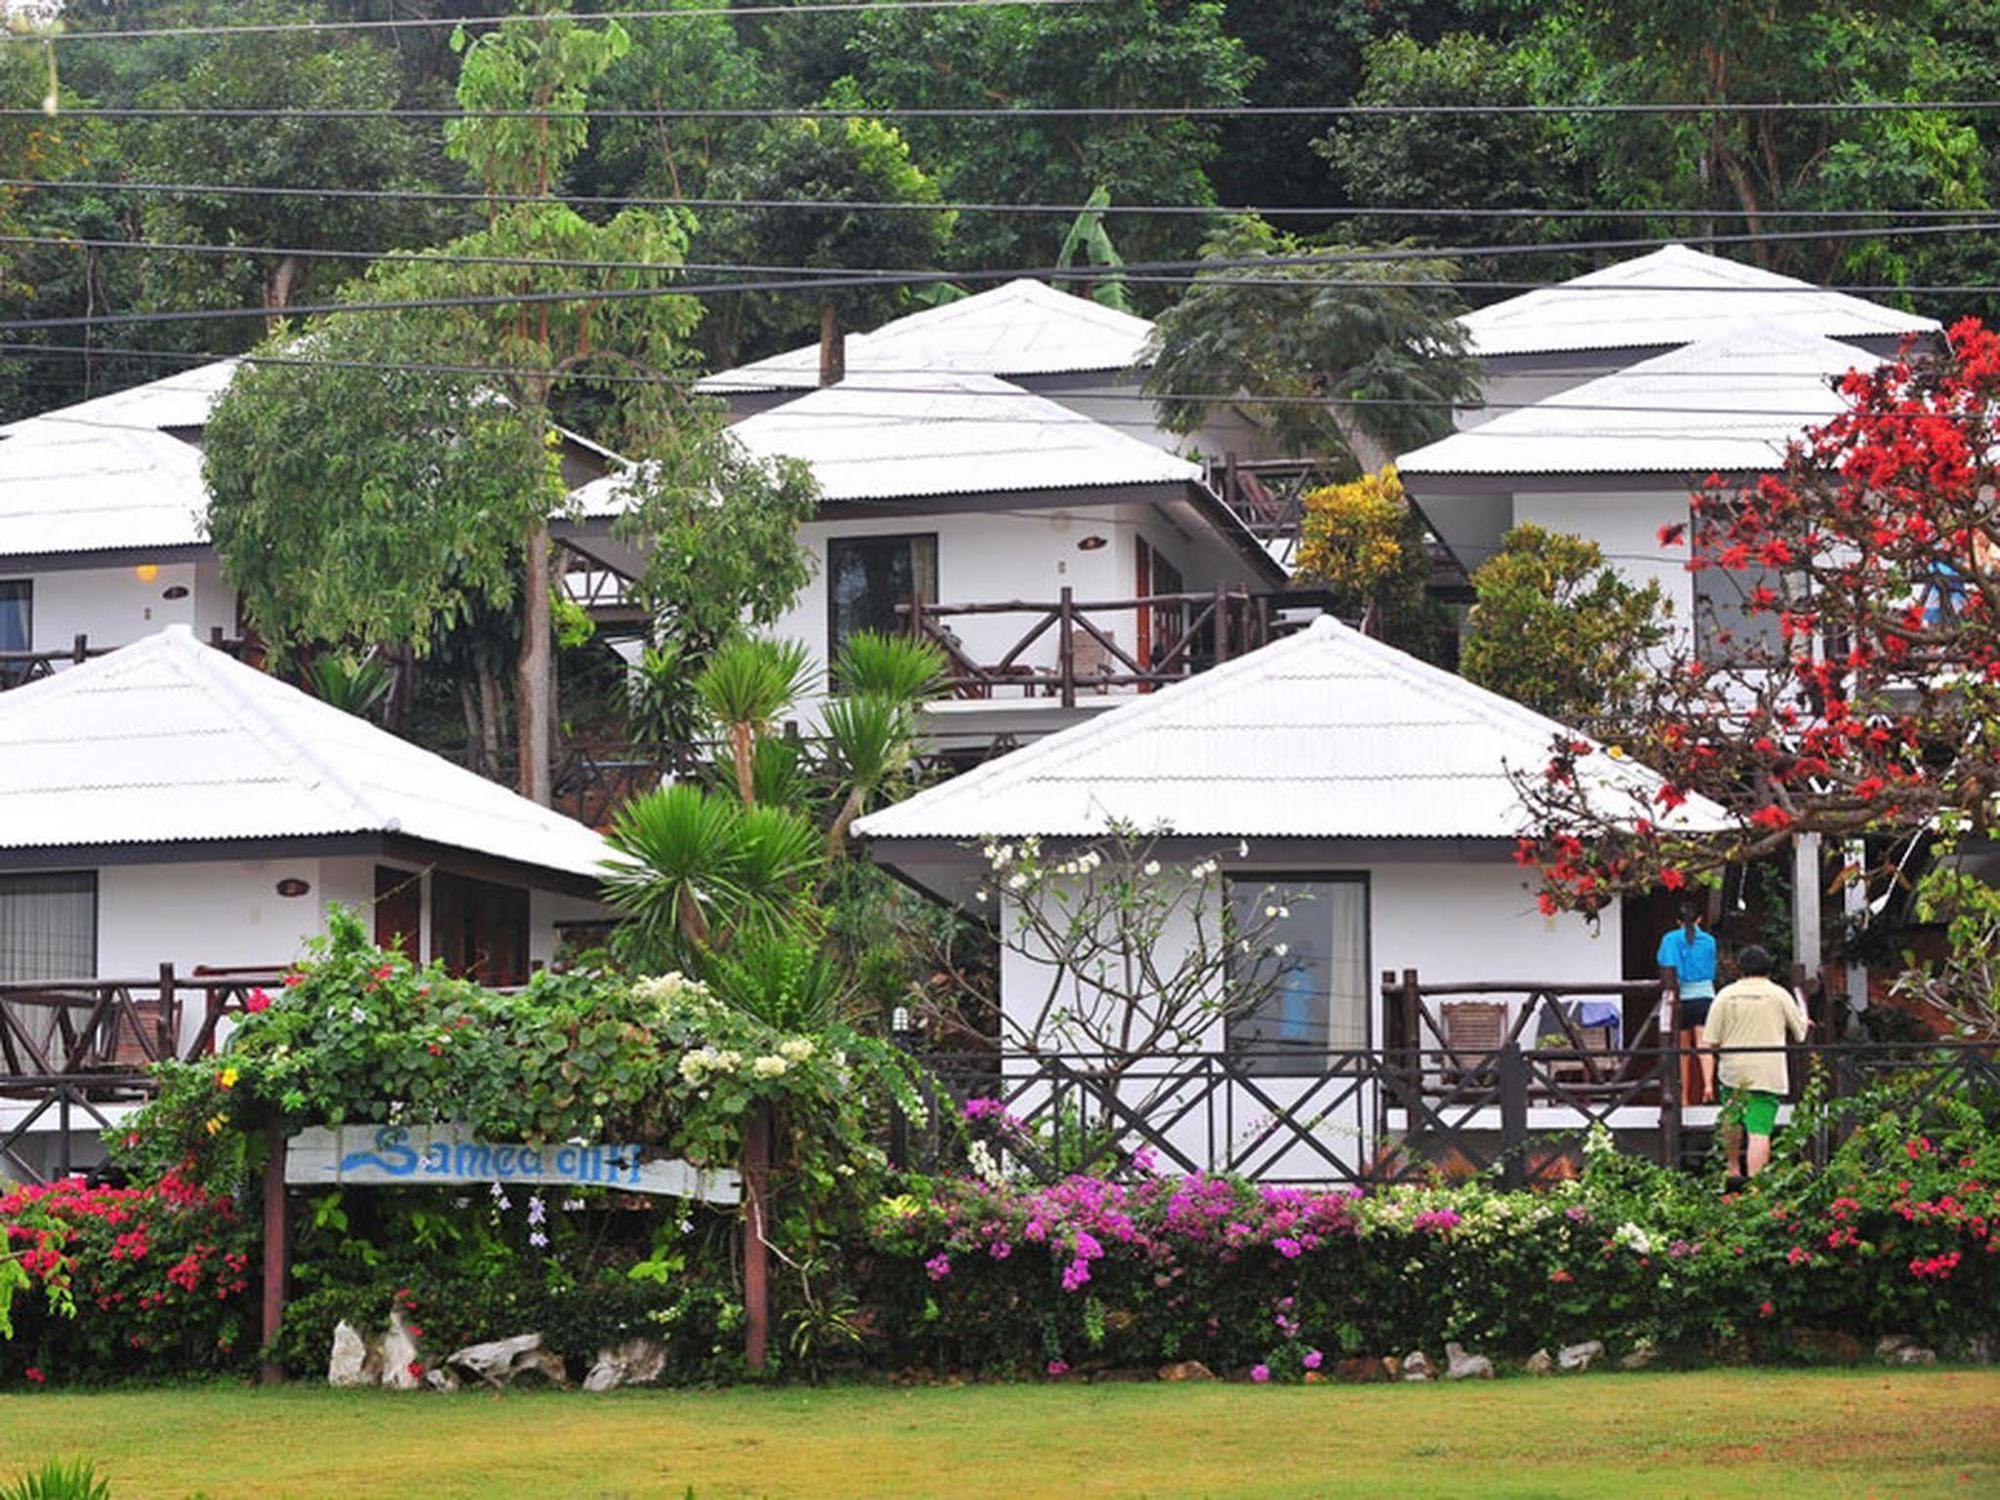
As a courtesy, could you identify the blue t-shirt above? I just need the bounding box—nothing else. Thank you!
[1656,926,1719,997]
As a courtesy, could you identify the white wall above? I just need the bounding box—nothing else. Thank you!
[994,856,1621,1181]
[774,502,1252,716]
[0,559,237,658]
[1512,489,1695,653]
[1460,363,1628,430]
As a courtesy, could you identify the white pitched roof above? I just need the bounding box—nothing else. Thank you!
[578,371,1197,507]
[0,360,621,558]
[0,627,609,879]
[697,279,1155,394]
[856,616,1722,843]
[1398,322,1876,478]
[1460,243,1939,358]
[0,361,239,555]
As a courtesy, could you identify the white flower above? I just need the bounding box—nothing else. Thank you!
[1007,872,1029,891]
[752,1055,788,1079]
[974,888,989,903]
[1265,904,1278,918]
[1612,1221,1654,1256]
[1273,943,1290,958]
[1238,839,1250,858]
[779,1037,815,1063]
[1142,859,1161,877]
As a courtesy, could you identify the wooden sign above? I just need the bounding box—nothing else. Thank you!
[286,1124,740,1206]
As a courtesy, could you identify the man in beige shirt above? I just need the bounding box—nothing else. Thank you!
[1705,945,1810,1180]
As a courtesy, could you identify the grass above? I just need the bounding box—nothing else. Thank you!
[0,1369,1995,1499]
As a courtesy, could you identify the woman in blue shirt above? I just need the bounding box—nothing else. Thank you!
[1657,900,1720,1104]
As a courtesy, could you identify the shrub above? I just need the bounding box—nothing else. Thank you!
[0,1458,111,1500]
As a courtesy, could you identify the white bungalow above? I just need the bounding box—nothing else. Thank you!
[0,627,614,1178]
[576,368,1287,741]
[1398,321,1879,659]
[1456,242,1939,428]
[0,362,623,678]
[857,617,1724,1181]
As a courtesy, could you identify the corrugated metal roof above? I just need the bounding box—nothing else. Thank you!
[855,616,1725,842]
[0,361,620,558]
[594,371,1197,505]
[696,279,1155,393]
[0,627,609,878]
[1460,243,1939,358]
[1397,322,1876,478]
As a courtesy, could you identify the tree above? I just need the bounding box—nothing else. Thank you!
[1315,31,1595,271]
[1290,466,1444,658]
[131,0,440,318]
[1517,321,2000,916]
[701,81,954,364]
[1459,524,1671,725]
[850,0,1254,273]
[203,10,739,804]
[1145,217,1479,473]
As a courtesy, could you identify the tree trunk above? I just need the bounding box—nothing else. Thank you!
[1326,401,1394,477]
[517,521,554,806]
[263,254,302,333]
[476,650,505,782]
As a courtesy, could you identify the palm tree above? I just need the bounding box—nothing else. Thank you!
[695,637,816,806]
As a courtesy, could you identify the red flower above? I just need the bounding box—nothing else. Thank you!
[23,1367,45,1385]
[1758,1301,1775,1319]
[1749,804,1792,832]
[1660,867,1687,891]
[407,1361,425,1380]
[245,989,272,1014]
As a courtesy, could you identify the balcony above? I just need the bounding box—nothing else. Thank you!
[901,586,1280,711]
[0,630,250,691]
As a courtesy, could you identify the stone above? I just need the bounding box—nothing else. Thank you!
[1380,1356,1402,1381]
[1790,1330,1865,1365]
[1875,1334,1937,1367]
[1302,1370,1328,1385]
[583,1337,670,1394]
[1618,1342,1658,1372]
[1557,1340,1605,1373]
[1401,1350,1434,1382]
[1157,1360,1216,1382]
[327,1320,381,1389]
[1960,1333,1997,1366]
[445,1332,569,1390]
[1334,1356,1390,1385]
[381,1308,424,1390]
[1523,1349,1555,1376]
[424,1367,461,1394]
[1444,1342,1494,1380]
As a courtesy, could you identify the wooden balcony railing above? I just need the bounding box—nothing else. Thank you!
[0,965,282,1087]
[1208,456,1324,541]
[900,586,1274,708]
[0,630,253,691]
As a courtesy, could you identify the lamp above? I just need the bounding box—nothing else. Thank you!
[133,564,159,583]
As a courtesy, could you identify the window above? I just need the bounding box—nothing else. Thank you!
[827,534,937,662]
[1226,875,1369,1073]
[0,872,97,981]
[0,580,29,653]
[430,872,529,986]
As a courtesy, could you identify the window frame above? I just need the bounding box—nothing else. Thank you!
[824,531,939,666]
[0,869,100,982]
[0,578,31,655]
[1222,870,1372,1074]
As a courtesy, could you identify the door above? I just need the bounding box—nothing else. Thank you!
[430,872,530,986]
[373,866,423,959]
[826,534,938,666]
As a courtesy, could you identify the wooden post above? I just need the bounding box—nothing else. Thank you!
[818,303,845,388]
[1213,583,1230,663]
[70,632,88,665]
[1400,968,1422,1101]
[742,1104,772,1372]
[1498,1044,1528,1191]
[1057,586,1076,710]
[1792,833,1823,983]
[1659,980,1682,1169]
[260,1120,288,1385]
[157,961,177,1062]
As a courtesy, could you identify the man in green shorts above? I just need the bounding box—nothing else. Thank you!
[1705,944,1810,1181]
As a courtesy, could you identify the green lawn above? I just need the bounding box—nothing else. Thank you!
[0,1369,1995,1499]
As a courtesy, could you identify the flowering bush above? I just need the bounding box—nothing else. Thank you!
[0,1172,254,1385]
[863,1091,2000,1378]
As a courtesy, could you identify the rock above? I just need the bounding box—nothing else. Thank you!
[381,1308,424,1390]
[1523,1349,1554,1376]
[583,1337,669,1393]
[1444,1342,1494,1380]
[424,1367,461,1394]
[327,1320,381,1389]
[1401,1350,1434,1382]
[1557,1340,1605,1373]
[1303,1370,1328,1385]
[1618,1342,1658,1371]
[1087,1367,1155,1384]
[1380,1356,1402,1381]
[1790,1330,1865,1365]
[1157,1360,1216,1382]
[1960,1333,1997,1366]
[443,1332,568,1390]
[1875,1334,1937,1367]
[1335,1356,1390,1385]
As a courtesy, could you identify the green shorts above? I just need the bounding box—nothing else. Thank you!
[1724,1088,1781,1138]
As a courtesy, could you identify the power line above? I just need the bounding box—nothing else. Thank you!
[46,0,1101,44]
[16,177,2000,235]
[30,100,2000,121]
[0,231,1988,302]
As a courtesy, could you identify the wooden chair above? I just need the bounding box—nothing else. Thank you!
[1438,1001,1508,1085]
[1067,629,1119,694]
